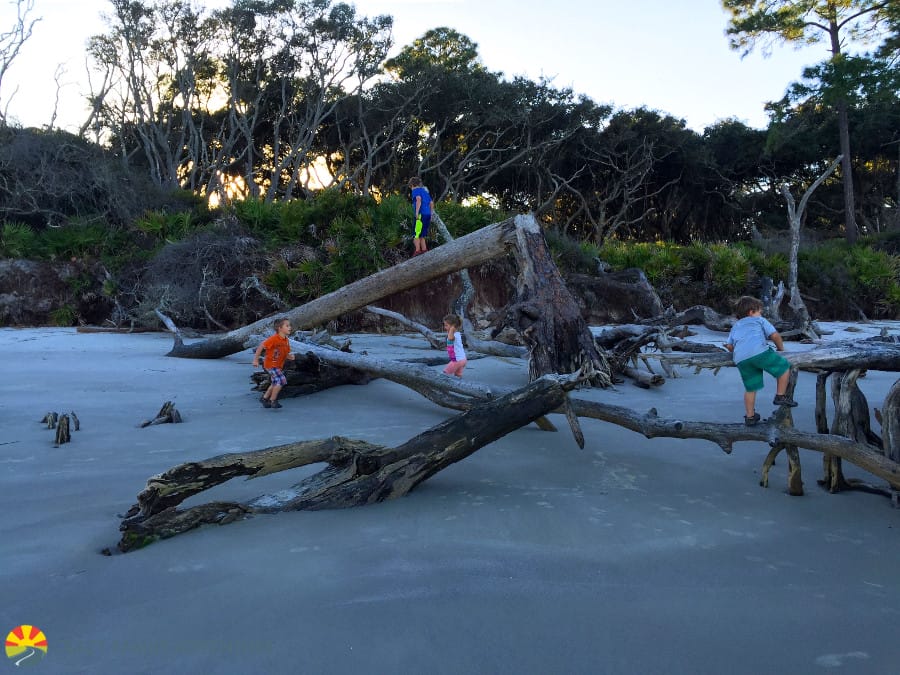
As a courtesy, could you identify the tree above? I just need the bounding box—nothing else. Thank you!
[0,0,38,125]
[780,154,843,335]
[723,0,894,244]
[86,0,392,201]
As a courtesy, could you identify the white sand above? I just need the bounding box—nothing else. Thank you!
[2,324,899,674]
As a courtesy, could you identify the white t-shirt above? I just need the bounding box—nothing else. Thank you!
[447,332,466,362]
[726,316,775,364]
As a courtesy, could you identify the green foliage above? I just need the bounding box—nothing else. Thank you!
[66,272,93,295]
[135,210,197,243]
[264,260,306,301]
[707,244,751,296]
[799,240,900,317]
[41,218,125,260]
[436,200,508,238]
[545,228,602,274]
[50,306,76,326]
[233,198,280,238]
[679,241,712,281]
[846,245,900,314]
[597,240,683,285]
[326,215,388,286]
[0,222,38,258]
[367,195,407,245]
[733,242,789,282]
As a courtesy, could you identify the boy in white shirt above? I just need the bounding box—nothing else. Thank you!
[725,296,797,426]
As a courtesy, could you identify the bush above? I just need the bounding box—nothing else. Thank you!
[0,222,38,258]
[545,229,601,274]
[707,243,751,297]
[435,201,508,238]
[597,240,682,285]
[40,218,126,261]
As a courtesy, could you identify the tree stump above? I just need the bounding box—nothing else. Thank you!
[53,414,71,447]
[760,369,803,495]
[140,401,182,427]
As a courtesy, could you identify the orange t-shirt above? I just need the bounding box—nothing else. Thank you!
[261,334,291,369]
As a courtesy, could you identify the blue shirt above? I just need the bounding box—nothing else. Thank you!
[411,186,432,216]
[726,316,776,364]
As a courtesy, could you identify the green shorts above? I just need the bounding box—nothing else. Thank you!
[736,349,790,392]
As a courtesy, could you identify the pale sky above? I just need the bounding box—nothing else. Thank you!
[0,0,831,133]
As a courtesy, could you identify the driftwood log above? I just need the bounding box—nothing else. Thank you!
[643,340,900,372]
[117,375,577,552]
[760,371,803,495]
[40,411,79,446]
[250,349,372,398]
[119,360,900,552]
[53,414,71,447]
[165,214,609,385]
[642,339,900,497]
[140,401,183,428]
[117,336,900,551]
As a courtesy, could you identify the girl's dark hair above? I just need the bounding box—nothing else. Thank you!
[443,313,462,328]
[734,296,762,318]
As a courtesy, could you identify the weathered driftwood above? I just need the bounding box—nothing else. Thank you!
[431,212,528,360]
[164,215,603,385]
[164,216,525,359]
[642,341,900,372]
[364,304,526,359]
[117,376,576,552]
[639,305,734,332]
[140,401,182,428]
[363,305,445,350]
[566,396,900,490]
[40,411,79,445]
[817,369,892,497]
[622,365,664,388]
[759,371,803,495]
[499,220,611,386]
[53,414,71,447]
[779,155,842,340]
[251,349,372,398]
[279,335,900,494]
[644,339,900,496]
[252,336,556,430]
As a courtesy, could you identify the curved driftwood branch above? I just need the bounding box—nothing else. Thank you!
[363,305,445,350]
[118,376,573,552]
[567,397,900,488]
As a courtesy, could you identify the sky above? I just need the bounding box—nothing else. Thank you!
[0,0,832,134]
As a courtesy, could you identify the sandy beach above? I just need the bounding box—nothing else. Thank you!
[2,323,899,675]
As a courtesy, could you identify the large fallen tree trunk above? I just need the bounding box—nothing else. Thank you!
[165,216,522,359]
[117,375,574,552]
[166,214,609,384]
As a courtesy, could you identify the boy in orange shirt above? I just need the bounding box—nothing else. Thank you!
[252,317,295,409]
